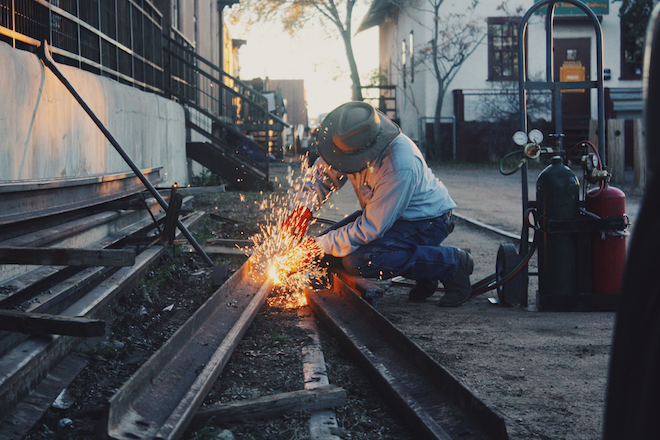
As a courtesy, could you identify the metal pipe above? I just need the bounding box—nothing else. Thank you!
[38,41,214,266]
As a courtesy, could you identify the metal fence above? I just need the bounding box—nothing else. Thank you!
[0,0,163,93]
[460,88,552,123]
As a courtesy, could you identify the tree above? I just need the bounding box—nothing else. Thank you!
[619,0,656,77]
[404,0,486,160]
[229,0,367,101]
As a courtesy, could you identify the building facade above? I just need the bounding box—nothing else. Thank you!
[360,0,646,165]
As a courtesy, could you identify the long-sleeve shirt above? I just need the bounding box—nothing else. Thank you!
[296,133,457,257]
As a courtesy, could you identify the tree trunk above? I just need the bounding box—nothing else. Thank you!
[341,29,363,101]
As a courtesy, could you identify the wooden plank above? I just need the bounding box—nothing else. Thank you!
[0,310,105,337]
[634,118,646,189]
[0,247,136,267]
[298,306,343,439]
[0,212,204,417]
[0,246,165,417]
[190,385,346,427]
[607,119,625,184]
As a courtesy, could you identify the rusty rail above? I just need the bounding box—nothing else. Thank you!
[307,271,510,440]
[105,260,272,440]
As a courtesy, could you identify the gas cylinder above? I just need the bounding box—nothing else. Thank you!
[586,184,626,295]
[536,156,580,296]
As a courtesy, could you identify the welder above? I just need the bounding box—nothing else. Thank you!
[283,101,473,307]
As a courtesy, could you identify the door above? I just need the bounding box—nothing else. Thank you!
[554,38,591,120]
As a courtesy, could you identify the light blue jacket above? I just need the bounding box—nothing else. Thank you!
[297,134,456,257]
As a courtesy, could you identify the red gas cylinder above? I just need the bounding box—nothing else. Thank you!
[585,184,627,295]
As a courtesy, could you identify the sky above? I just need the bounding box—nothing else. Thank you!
[226,4,379,122]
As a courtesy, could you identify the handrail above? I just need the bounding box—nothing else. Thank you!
[0,25,41,47]
[164,35,289,128]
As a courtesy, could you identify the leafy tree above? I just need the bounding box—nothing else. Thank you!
[400,0,486,160]
[619,0,656,70]
[229,0,367,101]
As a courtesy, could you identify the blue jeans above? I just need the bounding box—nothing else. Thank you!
[320,211,459,283]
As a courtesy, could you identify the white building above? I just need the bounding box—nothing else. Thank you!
[359,0,645,164]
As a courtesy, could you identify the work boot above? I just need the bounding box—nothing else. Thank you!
[408,279,438,302]
[438,250,474,307]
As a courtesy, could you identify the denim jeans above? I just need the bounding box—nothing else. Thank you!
[320,211,459,283]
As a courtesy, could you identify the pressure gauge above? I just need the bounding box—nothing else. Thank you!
[512,131,528,146]
[528,129,544,144]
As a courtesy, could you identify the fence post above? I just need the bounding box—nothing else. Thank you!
[607,119,625,184]
[633,119,646,189]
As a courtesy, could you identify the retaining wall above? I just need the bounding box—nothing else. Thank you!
[0,41,188,186]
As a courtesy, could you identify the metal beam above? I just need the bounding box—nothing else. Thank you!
[0,247,136,267]
[0,310,105,337]
[105,261,272,440]
[306,272,510,440]
[0,168,163,227]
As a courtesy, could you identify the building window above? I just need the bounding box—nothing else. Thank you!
[619,1,653,80]
[409,31,414,84]
[488,17,520,81]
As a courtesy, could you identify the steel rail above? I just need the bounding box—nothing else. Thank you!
[0,212,203,418]
[307,271,510,440]
[105,260,272,440]
[37,42,213,267]
[0,168,163,227]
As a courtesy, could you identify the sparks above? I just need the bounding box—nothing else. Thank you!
[244,159,329,309]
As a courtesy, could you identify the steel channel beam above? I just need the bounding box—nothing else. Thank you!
[0,168,163,227]
[306,272,509,440]
[0,213,203,416]
[0,245,165,416]
[105,260,272,440]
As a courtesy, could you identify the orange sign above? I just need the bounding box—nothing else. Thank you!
[560,61,585,93]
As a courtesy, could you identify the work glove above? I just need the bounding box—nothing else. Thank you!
[282,205,313,241]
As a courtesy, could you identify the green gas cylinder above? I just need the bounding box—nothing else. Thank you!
[536,156,580,296]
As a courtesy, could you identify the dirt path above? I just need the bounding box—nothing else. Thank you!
[301,161,642,440]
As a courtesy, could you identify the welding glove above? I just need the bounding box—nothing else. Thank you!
[282,205,313,240]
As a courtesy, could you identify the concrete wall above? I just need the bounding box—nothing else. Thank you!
[0,41,188,186]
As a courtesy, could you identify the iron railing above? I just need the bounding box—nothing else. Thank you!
[164,33,288,154]
[0,0,163,93]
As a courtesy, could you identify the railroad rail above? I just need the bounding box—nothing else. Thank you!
[308,270,509,440]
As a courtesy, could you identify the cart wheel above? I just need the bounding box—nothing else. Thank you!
[496,243,526,306]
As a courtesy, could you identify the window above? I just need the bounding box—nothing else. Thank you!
[619,0,652,80]
[409,31,414,84]
[488,17,521,81]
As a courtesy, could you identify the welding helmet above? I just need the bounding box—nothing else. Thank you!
[315,101,400,173]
